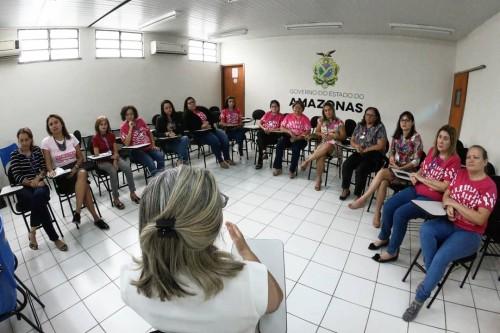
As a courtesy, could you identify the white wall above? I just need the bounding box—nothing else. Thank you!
[0,28,221,145]
[221,34,456,151]
[456,11,500,167]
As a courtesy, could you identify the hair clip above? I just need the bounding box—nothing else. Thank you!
[155,216,177,238]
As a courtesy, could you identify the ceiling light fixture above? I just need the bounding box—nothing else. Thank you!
[285,22,343,30]
[389,23,454,35]
[210,28,248,39]
[140,10,177,29]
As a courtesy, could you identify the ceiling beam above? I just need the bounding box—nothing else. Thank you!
[87,0,132,28]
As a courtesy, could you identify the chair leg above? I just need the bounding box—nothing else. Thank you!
[47,204,64,239]
[460,259,475,288]
[307,161,313,180]
[367,192,376,212]
[90,189,102,218]
[21,213,30,234]
[402,248,422,282]
[428,263,456,308]
[59,197,65,217]
[472,237,490,280]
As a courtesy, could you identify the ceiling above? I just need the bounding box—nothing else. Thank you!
[1,0,499,41]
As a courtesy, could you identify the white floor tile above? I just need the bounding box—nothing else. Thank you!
[294,222,328,241]
[287,284,331,324]
[31,265,67,296]
[270,214,303,233]
[285,235,319,259]
[471,284,500,312]
[50,302,98,333]
[304,210,335,228]
[377,263,412,291]
[322,228,354,251]
[476,309,500,333]
[111,227,139,249]
[365,310,407,333]
[236,218,266,238]
[84,283,125,322]
[39,282,80,318]
[321,297,370,333]
[98,250,132,280]
[69,265,112,299]
[87,238,122,263]
[284,252,309,281]
[260,198,289,213]
[256,226,291,244]
[371,283,410,317]
[408,322,445,333]
[299,262,341,295]
[292,194,318,209]
[412,295,446,330]
[441,282,474,307]
[444,302,479,333]
[312,244,349,271]
[343,252,379,281]
[281,204,311,220]
[59,251,95,279]
[286,314,317,333]
[100,306,150,333]
[246,207,278,225]
[334,273,375,307]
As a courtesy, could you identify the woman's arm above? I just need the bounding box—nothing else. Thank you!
[335,124,346,142]
[362,137,386,154]
[42,149,54,173]
[226,222,283,314]
[443,190,492,226]
[123,124,133,146]
[74,145,84,168]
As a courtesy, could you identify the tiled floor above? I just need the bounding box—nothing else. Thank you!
[1,150,500,333]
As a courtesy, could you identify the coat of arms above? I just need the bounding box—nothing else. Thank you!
[313,50,339,89]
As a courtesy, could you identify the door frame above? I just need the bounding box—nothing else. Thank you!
[221,63,245,111]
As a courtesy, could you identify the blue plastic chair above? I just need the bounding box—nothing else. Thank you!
[0,215,17,316]
[0,143,17,174]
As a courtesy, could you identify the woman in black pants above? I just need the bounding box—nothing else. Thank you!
[340,107,387,200]
[9,128,67,251]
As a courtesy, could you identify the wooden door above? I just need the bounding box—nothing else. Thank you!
[221,64,245,116]
[448,72,469,137]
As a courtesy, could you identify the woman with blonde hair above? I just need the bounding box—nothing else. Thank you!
[121,166,283,333]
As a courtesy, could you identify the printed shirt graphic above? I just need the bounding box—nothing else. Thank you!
[320,118,344,144]
[352,123,387,149]
[194,110,208,122]
[448,169,497,234]
[260,112,284,130]
[120,117,151,146]
[281,114,311,136]
[40,134,79,168]
[220,108,241,125]
[415,148,461,201]
[391,133,424,167]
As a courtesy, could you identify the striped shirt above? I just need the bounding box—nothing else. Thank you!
[9,146,46,185]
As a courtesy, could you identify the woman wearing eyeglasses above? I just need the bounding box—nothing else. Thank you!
[340,107,388,201]
[121,166,283,333]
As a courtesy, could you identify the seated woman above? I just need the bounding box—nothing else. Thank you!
[220,96,247,159]
[340,107,388,200]
[348,111,424,227]
[370,125,460,263]
[403,145,497,322]
[92,116,140,209]
[41,114,108,230]
[10,128,67,251]
[255,99,284,169]
[272,100,311,178]
[121,166,283,333]
[183,96,232,169]
[120,105,165,177]
[155,100,190,165]
[299,101,346,191]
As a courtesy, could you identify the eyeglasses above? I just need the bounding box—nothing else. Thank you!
[220,193,229,208]
[400,118,411,122]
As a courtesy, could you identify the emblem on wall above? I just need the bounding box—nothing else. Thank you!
[313,50,339,89]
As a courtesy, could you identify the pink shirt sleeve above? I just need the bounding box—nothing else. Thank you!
[443,155,461,183]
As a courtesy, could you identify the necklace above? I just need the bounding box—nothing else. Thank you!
[53,137,67,151]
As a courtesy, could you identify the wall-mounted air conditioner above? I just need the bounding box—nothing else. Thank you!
[150,41,187,55]
[0,40,20,58]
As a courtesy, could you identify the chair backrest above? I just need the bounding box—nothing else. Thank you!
[0,216,17,315]
[252,109,265,121]
[456,139,467,165]
[310,116,320,130]
[82,135,94,157]
[344,119,356,138]
[73,130,82,143]
[0,143,17,174]
[485,175,500,241]
[209,106,220,114]
[418,150,427,169]
[485,162,496,176]
[152,114,160,128]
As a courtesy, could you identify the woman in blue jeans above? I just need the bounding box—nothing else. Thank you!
[155,100,190,165]
[183,96,232,169]
[120,105,165,176]
[370,125,461,263]
[403,145,497,321]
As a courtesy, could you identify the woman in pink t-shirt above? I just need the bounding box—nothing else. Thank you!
[255,100,284,169]
[370,125,461,263]
[299,101,346,190]
[272,100,311,178]
[41,114,108,230]
[220,96,247,159]
[120,105,165,177]
[403,145,497,322]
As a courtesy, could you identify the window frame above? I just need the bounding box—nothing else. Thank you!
[188,39,218,63]
[95,29,144,59]
[17,28,81,64]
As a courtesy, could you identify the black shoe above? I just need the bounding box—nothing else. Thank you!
[339,190,350,201]
[255,163,263,170]
[94,219,109,230]
[72,212,81,224]
[368,240,389,250]
[372,253,399,263]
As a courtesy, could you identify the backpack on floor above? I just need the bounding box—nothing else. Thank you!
[0,215,16,315]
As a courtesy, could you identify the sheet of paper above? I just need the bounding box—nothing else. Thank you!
[412,200,447,216]
[87,151,112,160]
[121,143,150,149]
[390,167,412,181]
[0,185,23,196]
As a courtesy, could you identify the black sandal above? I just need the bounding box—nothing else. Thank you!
[113,199,125,210]
[339,189,350,201]
[368,240,389,250]
[131,196,140,204]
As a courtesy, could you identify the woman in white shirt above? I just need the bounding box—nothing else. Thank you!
[41,114,108,230]
[121,166,283,333]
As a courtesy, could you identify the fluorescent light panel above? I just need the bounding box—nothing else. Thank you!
[140,10,177,29]
[285,22,343,30]
[389,23,454,35]
[210,28,248,38]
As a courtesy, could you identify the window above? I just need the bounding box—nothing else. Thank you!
[95,30,143,58]
[188,40,217,62]
[18,29,79,63]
